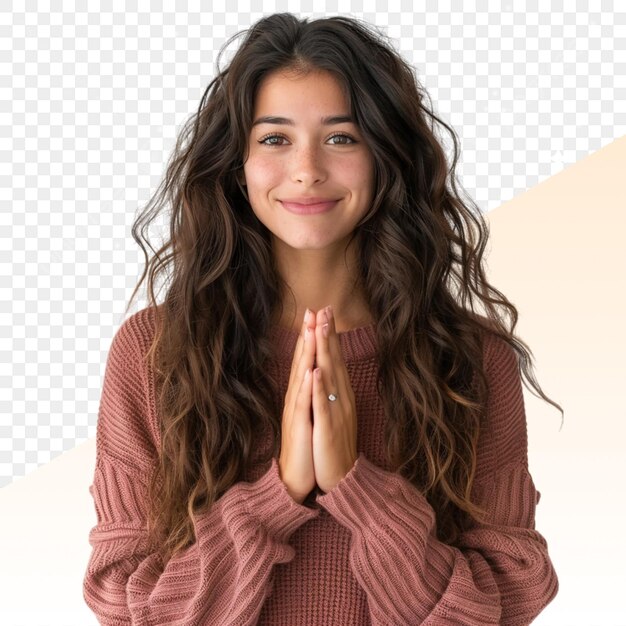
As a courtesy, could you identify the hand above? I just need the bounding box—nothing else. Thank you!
[311,306,359,494]
[278,309,317,504]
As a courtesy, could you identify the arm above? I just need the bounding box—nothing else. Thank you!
[315,335,558,626]
[83,315,320,626]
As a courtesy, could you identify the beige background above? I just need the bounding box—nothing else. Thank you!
[1,136,624,624]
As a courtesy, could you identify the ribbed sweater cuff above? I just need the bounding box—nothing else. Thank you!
[209,457,321,543]
[316,453,432,531]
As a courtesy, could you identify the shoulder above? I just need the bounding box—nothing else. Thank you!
[475,325,529,474]
[465,313,519,382]
[109,305,160,363]
[98,306,162,468]
[481,328,519,378]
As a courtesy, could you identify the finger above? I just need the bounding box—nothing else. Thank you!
[326,307,357,413]
[299,309,317,360]
[289,310,315,384]
[319,306,349,393]
[283,336,315,431]
[312,367,331,423]
[324,305,345,367]
[315,309,338,395]
[287,320,303,377]
[291,308,313,368]
[294,323,316,403]
[288,316,307,381]
[295,366,313,419]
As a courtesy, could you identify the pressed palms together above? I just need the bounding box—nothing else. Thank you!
[278,305,359,503]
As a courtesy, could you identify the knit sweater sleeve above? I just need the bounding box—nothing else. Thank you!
[315,334,559,626]
[83,315,320,626]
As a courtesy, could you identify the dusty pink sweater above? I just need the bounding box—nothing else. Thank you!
[83,306,558,625]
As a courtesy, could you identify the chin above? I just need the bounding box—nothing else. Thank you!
[271,228,351,253]
[294,232,345,247]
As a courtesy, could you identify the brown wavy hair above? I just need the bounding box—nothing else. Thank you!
[123,13,564,564]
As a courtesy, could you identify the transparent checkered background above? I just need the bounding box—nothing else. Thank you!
[1,2,625,488]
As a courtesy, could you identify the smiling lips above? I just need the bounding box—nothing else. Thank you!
[280,197,340,215]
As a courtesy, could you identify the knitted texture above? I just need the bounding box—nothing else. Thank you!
[83,307,558,625]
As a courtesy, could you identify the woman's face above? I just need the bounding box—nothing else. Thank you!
[242,67,375,254]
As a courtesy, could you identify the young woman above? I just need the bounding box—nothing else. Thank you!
[83,13,561,625]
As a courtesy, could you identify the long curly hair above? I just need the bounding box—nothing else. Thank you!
[124,13,564,564]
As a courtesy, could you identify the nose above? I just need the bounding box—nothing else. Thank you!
[290,142,327,185]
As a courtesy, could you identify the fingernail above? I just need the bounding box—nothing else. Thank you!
[314,368,321,379]
[322,323,329,338]
[305,368,311,378]
[326,305,333,320]
[304,308,311,323]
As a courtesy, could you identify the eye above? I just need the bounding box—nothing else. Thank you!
[327,132,356,145]
[259,133,285,146]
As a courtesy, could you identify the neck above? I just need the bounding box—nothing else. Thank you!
[271,239,373,333]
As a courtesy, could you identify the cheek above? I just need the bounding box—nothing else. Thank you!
[244,156,281,189]
[343,159,375,197]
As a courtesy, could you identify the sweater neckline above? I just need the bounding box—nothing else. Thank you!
[269,322,378,363]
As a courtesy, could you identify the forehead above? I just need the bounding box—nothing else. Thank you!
[253,68,349,114]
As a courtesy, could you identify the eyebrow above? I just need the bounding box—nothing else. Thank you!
[251,115,355,127]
